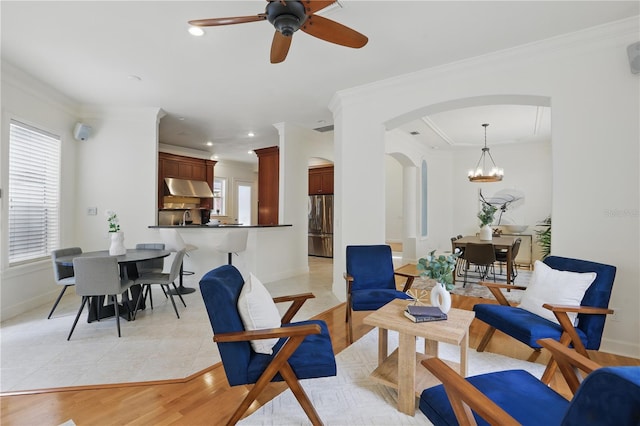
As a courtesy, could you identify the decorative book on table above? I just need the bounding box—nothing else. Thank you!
[404,305,448,323]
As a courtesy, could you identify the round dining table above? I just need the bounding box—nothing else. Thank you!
[55,248,171,322]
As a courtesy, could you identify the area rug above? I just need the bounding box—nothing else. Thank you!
[238,328,545,425]
[411,269,531,305]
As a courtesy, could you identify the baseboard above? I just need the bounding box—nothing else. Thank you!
[600,337,640,359]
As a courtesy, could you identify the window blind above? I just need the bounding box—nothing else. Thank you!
[8,120,61,265]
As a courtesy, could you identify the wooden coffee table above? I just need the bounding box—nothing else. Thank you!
[363,299,475,415]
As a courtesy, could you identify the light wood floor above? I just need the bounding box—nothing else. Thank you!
[2,294,638,426]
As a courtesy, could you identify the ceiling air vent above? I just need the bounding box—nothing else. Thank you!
[314,124,335,132]
[410,131,420,135]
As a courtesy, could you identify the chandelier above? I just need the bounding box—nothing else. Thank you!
[468,123,504,183]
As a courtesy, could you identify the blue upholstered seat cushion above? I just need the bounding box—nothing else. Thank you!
[246,319,337,384]
[420,369,569,426]
[351,288,412,311]
[473,304,587,349]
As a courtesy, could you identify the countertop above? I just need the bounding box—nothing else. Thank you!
[148,224,292,229]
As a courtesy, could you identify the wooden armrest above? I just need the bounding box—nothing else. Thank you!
[272,292,315,304]
[477,281,527,307]
[343,272,354,282]
[538,338,600,373]
[542,304,614,315]
[478,281,528,291]
[538,338,601,394]
[214,323,321,343]
[272,292,316,325]
[421,358,520,425]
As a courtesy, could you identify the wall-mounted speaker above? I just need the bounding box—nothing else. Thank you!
[73,122,92,141]
[627,41,640,75]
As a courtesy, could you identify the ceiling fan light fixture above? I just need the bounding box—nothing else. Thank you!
[188,26,205,36]
[468,123,504,183]
[267,1,307,36]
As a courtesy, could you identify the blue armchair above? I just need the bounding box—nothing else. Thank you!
[473,255,616,383]
[199,265,336,425]
[344,245,414,343]
[420,338,640,426]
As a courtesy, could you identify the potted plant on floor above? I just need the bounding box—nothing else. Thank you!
[416,250,460,313]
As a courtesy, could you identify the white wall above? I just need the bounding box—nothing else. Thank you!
[332,18,639,357]
[75,106,162,252]
[384,156,403,243]
[452,141,552,237]
[0,62,81,320]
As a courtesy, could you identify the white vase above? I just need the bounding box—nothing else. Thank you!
[479,225,492,241]
[109,231,126,256]
[430,282,452,314]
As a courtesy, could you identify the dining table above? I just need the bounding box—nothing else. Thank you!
[55,248,170,322]
[452,235,518,285]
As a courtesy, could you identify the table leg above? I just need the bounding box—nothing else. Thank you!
[424,338,438,357]
[506,247,512,285]
[378,328,388,367]
[460,331,469,377]
[398,332,416,415]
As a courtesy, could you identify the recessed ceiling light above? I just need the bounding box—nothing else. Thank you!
[248,132,255,137]
[206,141,213,146]
[247,150,254,155]
[178,117,185,121]
[213,155,219,160]
[188,26,205,36]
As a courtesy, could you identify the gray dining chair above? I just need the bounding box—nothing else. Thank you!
[67,256,134,340]
[133,249,187,319]
[135,243,167,307]
[135,243,166,274]
[49,247,82,319]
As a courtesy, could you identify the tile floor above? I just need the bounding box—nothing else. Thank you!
[0,257,339,392]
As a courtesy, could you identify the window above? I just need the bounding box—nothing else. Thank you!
[7,120,61,265]
[213,177,226,215]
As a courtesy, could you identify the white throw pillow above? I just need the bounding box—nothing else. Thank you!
[237,273,282,355]
[518,260,596,325]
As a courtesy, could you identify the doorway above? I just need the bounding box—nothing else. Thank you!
[236,180,254,225]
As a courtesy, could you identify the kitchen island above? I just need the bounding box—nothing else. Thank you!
[148,224,300,283]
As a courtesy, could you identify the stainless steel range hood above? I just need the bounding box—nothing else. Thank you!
[164,178,213,198]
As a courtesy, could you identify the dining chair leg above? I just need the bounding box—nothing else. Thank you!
[172,281,187,307]
[67,296,88,341]
[147,285,154,310]
[463,266,469,288]
[113,295,121,337]
[167,284,181,319]
[133,286,146,320]
[48,285,70,319]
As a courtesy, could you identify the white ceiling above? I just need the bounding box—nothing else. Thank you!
[2,1,638,163]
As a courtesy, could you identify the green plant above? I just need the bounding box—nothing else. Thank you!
[477,202,497,227]
[417,250,460,291]
[535,215,551,259]
[106,210,121,232]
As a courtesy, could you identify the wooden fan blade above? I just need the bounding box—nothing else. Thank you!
[188,14,266,27]
[301,0,336,14]
[301,15,367,48]
[271,30,292,63]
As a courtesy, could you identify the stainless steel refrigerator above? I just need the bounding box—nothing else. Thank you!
[308,194,333,257]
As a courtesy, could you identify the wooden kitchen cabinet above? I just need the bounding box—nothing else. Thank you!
[158,152,215,209]
[308,165,334,194]
[254,146,279,225]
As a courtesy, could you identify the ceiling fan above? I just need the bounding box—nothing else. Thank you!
[188,0,368,64]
